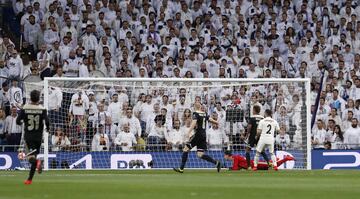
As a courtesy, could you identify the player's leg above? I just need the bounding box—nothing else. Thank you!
[24,140,42,184]
[245,146,252,169]
[246,135,256,169]
[276,155,295,167]
[179,145,190,170]
[253,141,265,171]
[174,137,194,173]
[256,161,270,170]
[254,137,270,166]
[197,135,221,172]
[260,151,270,166]
[26,154,37,182]
[24,141,37,184]
[268,143,278,171]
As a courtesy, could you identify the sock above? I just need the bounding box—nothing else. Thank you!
[276,158,287,167]
[180,152,189,170]
[271,153,277,167]
[261,152,270,164]
[254,153,259,167]
[245,152,251,168]
[28,158,36,181]
[200,155,217,164]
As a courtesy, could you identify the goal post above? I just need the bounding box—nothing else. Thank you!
[39,77,312,170]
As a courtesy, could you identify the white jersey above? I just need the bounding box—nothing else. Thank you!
[257,117,280,140]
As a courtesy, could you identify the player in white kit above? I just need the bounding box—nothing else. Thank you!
[253,109,280,171]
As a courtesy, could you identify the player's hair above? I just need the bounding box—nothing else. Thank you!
[30,90,41,103]
[265,109,273,117]
[253,105,261,114]
[224,150,232,156]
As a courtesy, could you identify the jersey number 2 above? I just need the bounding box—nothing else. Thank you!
[28,115,40,131]
[266,124,272,134]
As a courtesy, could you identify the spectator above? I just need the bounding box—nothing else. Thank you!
[8,79,22,110]
[312,119,326,149]
[275,126,291,150]
[207,122,229,151]
[48,86,63,125]
[6,50,24,79]
[0,108,5,145]
[114,123,137,151]
[4,106,22,147]
[166,119,186,151]
[343,118,360,149]
[147,115,167,151]
[107,92,122,125]
[91,124,110,152]
[332,125,345,150]
[51,128,71,151]
[69,90,89,144]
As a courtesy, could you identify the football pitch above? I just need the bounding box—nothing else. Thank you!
[0,170,359,199]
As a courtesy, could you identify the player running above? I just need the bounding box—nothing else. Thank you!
[173,101,221,173]
[253,109,279,171]
[245,105,270,169]
[224,150,294,170]
[16,90,50,185]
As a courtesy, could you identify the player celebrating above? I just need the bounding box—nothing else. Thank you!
[253,109,279,171]
[173,101,221,173]
[16,90,50,185]
[224,150,294,170]
[245,105,270,169]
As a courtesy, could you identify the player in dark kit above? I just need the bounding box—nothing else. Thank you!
[245,105,270,169]
[16,90,50,185]
[173,101,222,173]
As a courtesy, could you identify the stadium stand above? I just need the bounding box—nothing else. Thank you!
[0,0,359,153]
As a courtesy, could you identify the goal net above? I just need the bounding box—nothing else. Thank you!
[37,78,311,170]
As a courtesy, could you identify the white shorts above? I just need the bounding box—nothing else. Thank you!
[256,138,275,153]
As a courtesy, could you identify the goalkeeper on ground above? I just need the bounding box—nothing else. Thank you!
[224,150,294,170]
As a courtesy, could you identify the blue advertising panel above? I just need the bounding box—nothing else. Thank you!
[0,150,303,170]
[312,150,360,169]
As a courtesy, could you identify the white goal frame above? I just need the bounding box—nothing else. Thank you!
[43,77,312,170]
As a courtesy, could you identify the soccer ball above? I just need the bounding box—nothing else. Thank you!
[18,152,26,160]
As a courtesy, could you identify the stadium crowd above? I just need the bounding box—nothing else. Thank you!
[0,0,359,152]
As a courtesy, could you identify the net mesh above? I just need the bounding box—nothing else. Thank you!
[24,78,310,170]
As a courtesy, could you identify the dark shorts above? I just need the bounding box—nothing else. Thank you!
[248,134,259,148]
[187,133,207,151]
[25,139,42,156]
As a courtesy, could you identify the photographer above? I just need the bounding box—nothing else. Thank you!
[51,128,70,152]
[91,124,110,151]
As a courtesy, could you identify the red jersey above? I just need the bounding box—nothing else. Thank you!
[231,155,269,170]
[231,155,249,170]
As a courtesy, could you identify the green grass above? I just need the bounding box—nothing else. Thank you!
[0,170,359,199]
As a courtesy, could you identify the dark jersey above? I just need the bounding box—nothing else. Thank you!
[248,114,264,146]
[16,104,50,141]
[249,115,264,136]
[192,111,208,135]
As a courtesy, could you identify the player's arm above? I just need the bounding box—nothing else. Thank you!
[256,120,263,139]
[16,109,24,125]
[208,117,218,125]
[186,119,197,139]
[246,121,252,138]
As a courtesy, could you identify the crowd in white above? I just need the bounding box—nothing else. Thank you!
[0,0,359,151]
